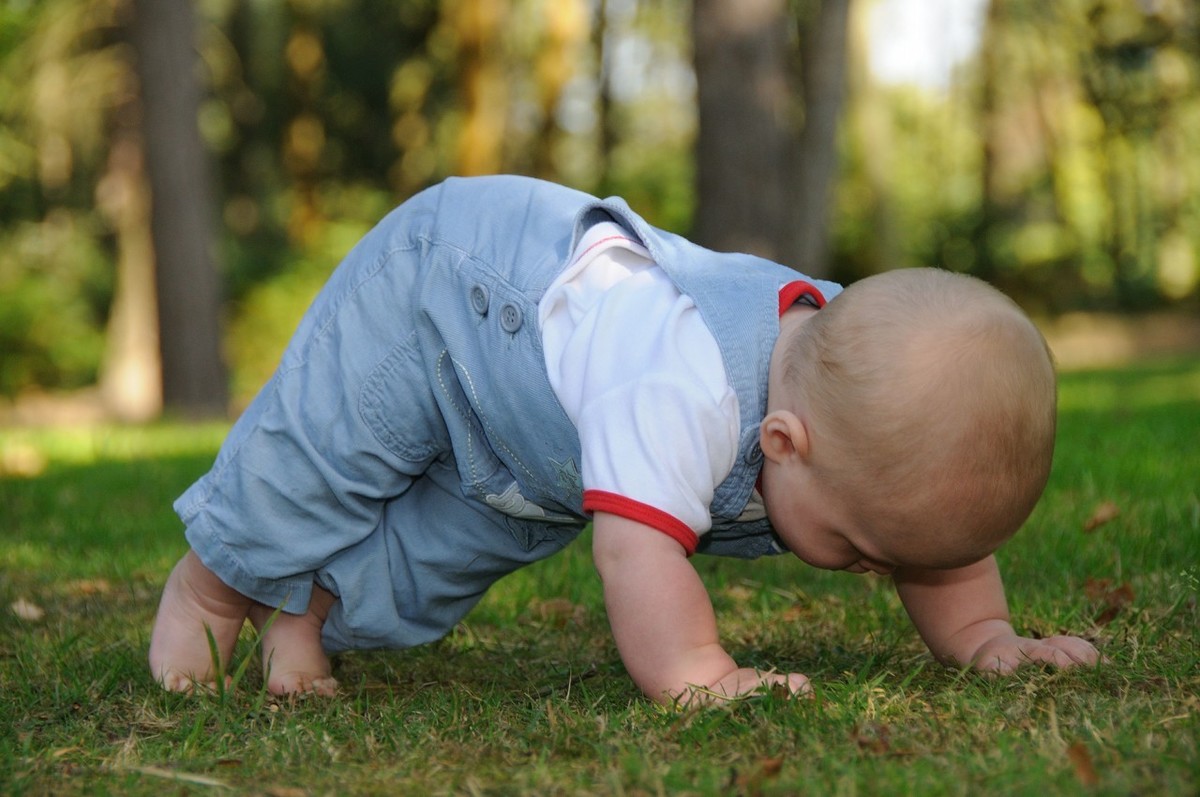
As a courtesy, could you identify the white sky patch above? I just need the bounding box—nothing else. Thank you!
[868,0,990,89]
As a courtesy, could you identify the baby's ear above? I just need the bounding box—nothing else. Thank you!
[759,410,809,463]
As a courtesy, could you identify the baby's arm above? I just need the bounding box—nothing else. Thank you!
[893,554,1100,673]
[592,512,810,704]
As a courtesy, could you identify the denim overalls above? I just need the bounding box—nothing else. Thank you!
[175,175,842,652]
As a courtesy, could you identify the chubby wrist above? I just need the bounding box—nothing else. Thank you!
[939,618,1016,666]
[636,643,739,703]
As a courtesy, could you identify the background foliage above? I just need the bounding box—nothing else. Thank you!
[1,0,1198,405]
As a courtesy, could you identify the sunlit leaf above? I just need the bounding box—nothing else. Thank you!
[1083,501,1121,532]
[10,598,45,622]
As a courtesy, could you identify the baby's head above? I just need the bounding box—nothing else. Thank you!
[763,268,1056,571]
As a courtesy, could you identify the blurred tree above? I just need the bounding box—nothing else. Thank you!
[791,0,852,277]
[971,0,1199,310]
[4,0,1198,411]
[131,0,227,416]
[692,0,798,260]
[1079,0,1197,306]
[692,0,850,276]
[0,0,123,401]
[532,0,589,178]
[449,0,509,175]
[95,88,160,422]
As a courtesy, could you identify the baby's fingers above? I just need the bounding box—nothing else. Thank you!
[702,668,812,703]
[1028,635,1102,668]
[765,671,813,698]
[970,649,1021,675]
[970,632,1104,676]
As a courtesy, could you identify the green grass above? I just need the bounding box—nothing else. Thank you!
[1,359,1197,796]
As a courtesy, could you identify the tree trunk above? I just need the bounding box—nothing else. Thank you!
[593,0,616,193]
[691,0,850,278]
[790,0,851,277]
[453,0,509,176]
[130,0,227,417]
[96,123,162,422]
[692,0,798,260]
[533,0,587,180]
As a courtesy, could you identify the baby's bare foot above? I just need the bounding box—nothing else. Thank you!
[149,550,253,693]
[249,586,338,697]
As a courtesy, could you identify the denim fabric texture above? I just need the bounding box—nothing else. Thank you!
[174,175,843,651]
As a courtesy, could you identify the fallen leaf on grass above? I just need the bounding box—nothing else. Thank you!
[854,722,892,755]
[528,597,585,627]
[779,604,810,622]
[10,598,45,622]
[66,579,112,596]
[1066,741,1099,787]
[730,756,784,794]
[1083,501,1121,532]
[1084,578,1135,626]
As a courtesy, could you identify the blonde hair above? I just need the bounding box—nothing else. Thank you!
[785,269,1057,566]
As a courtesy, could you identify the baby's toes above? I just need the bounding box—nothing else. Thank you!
[309,676,339,697]
[269,671,339,697]
[156,670,230,695]
[157,669,197,693]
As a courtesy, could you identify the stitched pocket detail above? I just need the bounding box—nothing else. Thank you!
[359,331,445,462]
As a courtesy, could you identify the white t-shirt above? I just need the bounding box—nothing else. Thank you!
[538,222,741,552]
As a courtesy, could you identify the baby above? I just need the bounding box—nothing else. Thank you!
[149,175,1100,703]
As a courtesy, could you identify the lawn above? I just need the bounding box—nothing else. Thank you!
[1,358,1197,796]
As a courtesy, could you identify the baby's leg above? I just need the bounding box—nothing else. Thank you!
[149,549,254,693]
[248,584,338,696]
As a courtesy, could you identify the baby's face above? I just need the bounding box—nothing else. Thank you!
[762,461,898,575]
[763,459,997,574]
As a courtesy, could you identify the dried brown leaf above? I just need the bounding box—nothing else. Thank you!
[731,755,785,794]
[854,722,892,755]
[1083,577,1113,602]
[529,597,585,627]
[1066,741,1099,787]
[1083,501,1121,532]
[1084,578,1134,626]
[66,579,112,596]
[779,604,810,622]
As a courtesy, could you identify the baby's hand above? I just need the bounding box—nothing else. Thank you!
[969,633,1101,675]
[675,668,811,706]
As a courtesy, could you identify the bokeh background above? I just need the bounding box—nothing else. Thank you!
[1,0,1197,421]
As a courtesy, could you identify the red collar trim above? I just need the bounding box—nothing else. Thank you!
[762,280,827,495]
[778,281,828,316]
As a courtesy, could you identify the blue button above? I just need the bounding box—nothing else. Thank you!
[499,302,523,333]
[744,444,764,465]
[470,284,490,315]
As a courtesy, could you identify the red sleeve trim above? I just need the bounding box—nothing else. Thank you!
[583,490,699,556]
[778,281,828,315]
